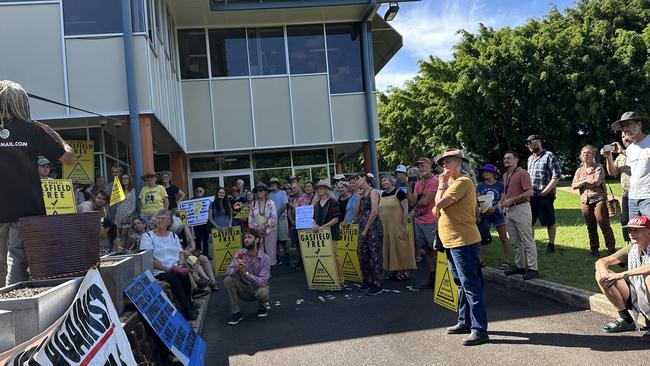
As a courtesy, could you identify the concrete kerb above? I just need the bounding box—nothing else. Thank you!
[482,267,647,326]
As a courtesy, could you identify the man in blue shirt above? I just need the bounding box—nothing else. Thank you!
[526,134,562,254]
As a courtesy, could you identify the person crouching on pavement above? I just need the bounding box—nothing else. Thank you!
[595,215,650,342]
[225,229,271,325]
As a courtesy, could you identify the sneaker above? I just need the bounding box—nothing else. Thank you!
[545,243,555,254]
[257,307,269,318]
[365,285,383,296]
[358,281,372,292]
[504,267,525,276]
[446,323,471,334]
[228,312,243,325]
[522,269,539,280]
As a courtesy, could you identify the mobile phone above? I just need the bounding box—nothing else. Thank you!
[408,176,417,183]
[603,144,616,152]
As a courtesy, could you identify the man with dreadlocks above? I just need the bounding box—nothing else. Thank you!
[0,80,76,286]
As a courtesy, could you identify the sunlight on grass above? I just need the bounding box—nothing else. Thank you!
[482,190,626,292]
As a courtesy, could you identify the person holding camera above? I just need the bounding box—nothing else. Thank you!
[572,145,616,257]
[406,157,439,289]
[601,136,633,242]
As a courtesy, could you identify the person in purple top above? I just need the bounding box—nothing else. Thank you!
[224,229,271,325]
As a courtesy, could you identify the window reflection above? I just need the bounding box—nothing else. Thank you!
[287,24,326,74]
[326,23,365,94]
[209,29,249,77]
[62,0,145,36]
[248,27,287,76]
[178,29,209,79]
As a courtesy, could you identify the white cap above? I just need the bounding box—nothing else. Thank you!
[395,164,407,173]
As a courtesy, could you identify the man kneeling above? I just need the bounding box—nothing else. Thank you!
[595,215,650,342]
[224,229,271,325]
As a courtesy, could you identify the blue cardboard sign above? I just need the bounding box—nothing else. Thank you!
[124,271,206,366]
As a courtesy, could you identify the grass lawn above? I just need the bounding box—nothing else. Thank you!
[481,190,626,293]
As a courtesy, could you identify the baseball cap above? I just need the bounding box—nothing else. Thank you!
[623,216,650,229]
[268,177,279,184]
[611,111,646,131]
[333,174,346,180]
[395,164,407,173]
[37,156,52,166]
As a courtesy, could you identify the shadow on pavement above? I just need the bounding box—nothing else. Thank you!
[489,331,649,351]
[201,260,606,365]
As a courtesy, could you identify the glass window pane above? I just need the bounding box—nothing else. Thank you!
[253,151,290,169]
[253,168,292,187]
[287,24,326,74]
[118,141,129,164]
[104,131,116,158]
[292,149,327,166]
[59,128,87,142]
[62,0,145,35]
[248,27,287,76]
[221,154,251,170]
[178,29,209,79]
[208,29,249,77]
[95,154,103,183]
[294,168,311,185]
[311,166,329,181]
[189,157,220,172]
[146,0,155,43]
[88,128,102,152]
[192,177,220,198]
[326,23,365,94]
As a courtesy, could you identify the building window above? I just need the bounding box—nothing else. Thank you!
[248,27,287,76]
[253,151,291,169]
[292,149,327,166]
[326,23,365,94]
[178,29,209,79]
[208,28,249,77]
[62,0,145,36]
[287,24,326,74]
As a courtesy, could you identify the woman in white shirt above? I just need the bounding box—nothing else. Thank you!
[140,209,198,320]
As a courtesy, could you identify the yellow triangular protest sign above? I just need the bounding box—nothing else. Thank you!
[110,177,126,206]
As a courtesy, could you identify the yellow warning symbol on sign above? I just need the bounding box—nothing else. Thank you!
[62,140,95,184]
[212,226,242,276]
[434,251,459,311]
[337,224,363,282]
[299,228,341,291]
[311,259,336,285]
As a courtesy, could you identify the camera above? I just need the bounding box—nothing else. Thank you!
[603,144,616,152]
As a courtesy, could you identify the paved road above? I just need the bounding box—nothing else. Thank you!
[201,263,648,366]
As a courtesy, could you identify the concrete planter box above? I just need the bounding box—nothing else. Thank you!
[0,310,14,353]
[99,256,136,315]
[0,278,82,345]
[104,249,153,278]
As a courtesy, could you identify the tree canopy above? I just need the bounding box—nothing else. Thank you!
[378,0,650,171]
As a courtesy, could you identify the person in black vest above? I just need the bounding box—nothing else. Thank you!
[0,80,76,286]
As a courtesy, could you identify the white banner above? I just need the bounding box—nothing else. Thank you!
[177,197,214,227]
[0,269,136,366]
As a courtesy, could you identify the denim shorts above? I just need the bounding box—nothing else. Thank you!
[481,210,505,228]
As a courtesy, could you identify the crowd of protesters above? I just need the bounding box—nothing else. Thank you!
[1,79,649,346]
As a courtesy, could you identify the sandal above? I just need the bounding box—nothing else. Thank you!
[209,280,219,291]
[480,262,486,268]
[498,262,511,270]
[602,318,636,333]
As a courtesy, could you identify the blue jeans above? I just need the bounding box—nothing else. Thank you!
[446,243,488,334]
[628,198,650,219]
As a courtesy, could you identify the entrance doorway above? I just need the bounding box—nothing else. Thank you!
[190,170,252,198]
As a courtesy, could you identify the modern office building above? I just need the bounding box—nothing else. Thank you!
[0,0,404,194]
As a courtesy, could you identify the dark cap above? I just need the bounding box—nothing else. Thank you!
[526,135,541,143]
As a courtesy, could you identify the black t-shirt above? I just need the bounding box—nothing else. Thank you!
[166,184,180,209]
[382,188,407,201]
[0,119,65,223]
[230,197,246,219]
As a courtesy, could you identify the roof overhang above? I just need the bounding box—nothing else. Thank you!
[371,14,402,73]
[210,0,371,12]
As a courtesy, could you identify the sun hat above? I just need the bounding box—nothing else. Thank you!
[315,179,333,190]
[395,164,407,174]
[611,111,646,131]
[333,174,346,181]
[140,171,157,181]
[478,164,499,175]
[255,182,269,192]
[436,148,469,166]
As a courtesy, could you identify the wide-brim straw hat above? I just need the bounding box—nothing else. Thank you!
[140,171,157,180]
[315,179,333,190]
[255,182,269,192]
[436,148,469,166]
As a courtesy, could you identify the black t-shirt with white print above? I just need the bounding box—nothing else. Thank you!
[0,119,65,223]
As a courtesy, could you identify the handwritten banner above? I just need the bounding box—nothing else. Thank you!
[177,197,213,227]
